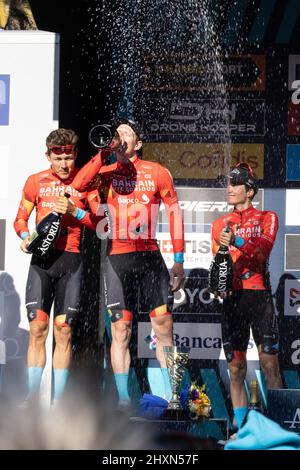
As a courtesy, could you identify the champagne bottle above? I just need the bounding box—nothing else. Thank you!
[27,193,70,258]
[241,379,262,428]
[88,124,120,150]
[208,226,233,294]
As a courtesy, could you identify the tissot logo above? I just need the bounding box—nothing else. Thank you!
[0,75,10,126]
[156,232,212,270]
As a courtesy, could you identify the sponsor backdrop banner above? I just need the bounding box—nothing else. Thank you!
[141,98,265,138]
[143,55,266,91]
[0,31,60,405]
[143,143,264,180]
[138,322,259,361]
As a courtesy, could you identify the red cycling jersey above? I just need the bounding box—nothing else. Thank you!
[14,168,101,253]
[72,153,184,255]
[211,205,278,290]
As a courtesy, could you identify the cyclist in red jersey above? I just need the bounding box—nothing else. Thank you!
[211,163,283,430]
[72,120,185,407]
[14,128,101,404]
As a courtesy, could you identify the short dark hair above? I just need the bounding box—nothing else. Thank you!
[46,128,79,154]
[228,162,258,199]
[113,118,143,141]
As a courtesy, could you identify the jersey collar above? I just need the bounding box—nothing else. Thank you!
[233,204,255,217]
[50,167,77,184]
[116,154,138,168]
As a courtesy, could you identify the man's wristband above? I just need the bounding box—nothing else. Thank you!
[75,207,86,221]
[174,252,184,263]
[234,236,245,248]
[21,231,30,240]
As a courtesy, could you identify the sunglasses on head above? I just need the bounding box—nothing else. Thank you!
[235,162,254,177]
[48,145,75,155]
[229,177,246,186]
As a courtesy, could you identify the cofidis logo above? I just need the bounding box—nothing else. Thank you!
[0,75,10,126]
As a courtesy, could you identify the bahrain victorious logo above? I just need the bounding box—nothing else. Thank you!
[0,0,37,30]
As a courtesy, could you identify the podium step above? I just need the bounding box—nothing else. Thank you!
[129,416,229,441]
[267,389,300,434]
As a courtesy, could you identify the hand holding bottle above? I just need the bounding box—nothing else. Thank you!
[20,235,31,253]
[219,227,235,247]
[89,124,126,152]
[53,194,76,216]
[170,262,185,292]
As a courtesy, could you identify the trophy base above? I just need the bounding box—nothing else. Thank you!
[163,408,188,420]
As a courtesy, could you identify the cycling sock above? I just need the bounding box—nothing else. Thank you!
[53,368,69,400]
[28,366,43,394]
[161,368,172,401]
[234,406,248,429]
[114,373,130,403]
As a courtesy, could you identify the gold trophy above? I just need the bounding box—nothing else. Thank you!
[163,346,190,420]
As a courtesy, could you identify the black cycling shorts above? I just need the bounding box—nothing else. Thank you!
[222,289,279,360]
[104,251,174,321]
[25,250,83,322]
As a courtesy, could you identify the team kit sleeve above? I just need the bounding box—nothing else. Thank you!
[72,188,104,231]
[72,150,111,192]
[158,165,184,263]
[233,211,279,272]
[13,175,36,240]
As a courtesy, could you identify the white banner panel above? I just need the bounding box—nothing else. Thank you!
[0,31,60,404]
[285,234,300,271]
[286,189,300,226]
